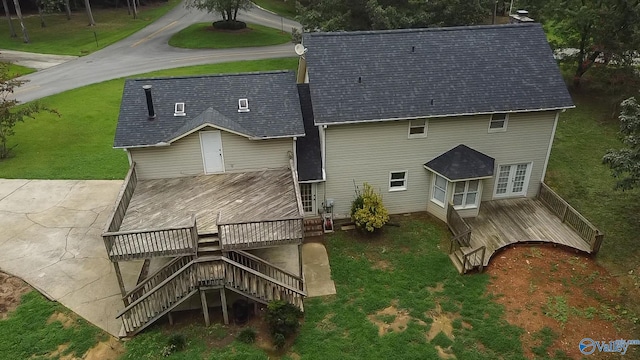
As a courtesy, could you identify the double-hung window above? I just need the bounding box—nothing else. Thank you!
[488,113,508,132]
[452,180,480,209]
[408,119,428,138]
[431,175,447,206]
[389,171,408,191]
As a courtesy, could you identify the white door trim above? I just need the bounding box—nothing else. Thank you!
[493,162,533,198]
[200,131,225,174]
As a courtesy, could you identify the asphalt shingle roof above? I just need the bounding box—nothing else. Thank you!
[424,145,495,181]
[114,71,304,148]
[296,84,323,181]
[303,23,574,125]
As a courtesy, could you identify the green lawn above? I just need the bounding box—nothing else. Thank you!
[0,291,105,359]
[0,0,180,56]
[253,0,297,19]
[6,63,36,77]
[168,22,291,49]
[545,92,640,273]
[124,216,527,359]
[0,57,298,179]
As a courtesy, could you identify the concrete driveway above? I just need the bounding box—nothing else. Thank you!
[0,179,142,336]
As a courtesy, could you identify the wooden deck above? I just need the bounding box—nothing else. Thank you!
[465,198,592,267]
[119,169,301,235]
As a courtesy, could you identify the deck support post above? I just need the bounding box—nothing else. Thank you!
[113,261,128,302]
[168,312,174,325]
[200,290,210,327]
[220,288,229,325]
[298,243,303,288]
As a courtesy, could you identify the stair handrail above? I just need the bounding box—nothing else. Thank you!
[462,246,486,273]
[227,250,303,283]
[122,255,194,303]
[117,255,306,319]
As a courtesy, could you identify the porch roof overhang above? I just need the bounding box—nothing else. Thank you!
[424,144,495,182]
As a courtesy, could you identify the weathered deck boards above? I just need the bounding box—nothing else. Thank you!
[465,198,592,266]
[119,169,301,235]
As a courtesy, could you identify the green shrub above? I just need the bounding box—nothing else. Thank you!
[265,300,302,348]
[161,333,186,356]
[237,327,257,344]
[212,20,247,30]
[350,182,389,232]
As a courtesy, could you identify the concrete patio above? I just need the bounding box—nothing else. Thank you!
[0,179,336,336]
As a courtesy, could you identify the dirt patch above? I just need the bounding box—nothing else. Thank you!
[47,312,76,328]
[0,272,32,319]
[435,345,456,359]
[372,260,393,271]
[83,337,124,360]
[46,343,70,359]
[487,245,638,359]
[368,300,426,336]
[425,303,458,341]
[427,282,445,294]
[316,312,337,332]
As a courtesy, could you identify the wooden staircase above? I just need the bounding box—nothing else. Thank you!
[304,217,324,238]
[117,249,305,336]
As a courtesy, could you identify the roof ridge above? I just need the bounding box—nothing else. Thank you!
[304,23,539,37]
[128,70,294,82]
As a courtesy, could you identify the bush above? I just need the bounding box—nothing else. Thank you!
[212,20,247,30]
[265,300,302,349]
[161,333,186,356]
[350,182,389,232]
[237,327,257,344]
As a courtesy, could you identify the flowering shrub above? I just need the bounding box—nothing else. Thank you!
[350,183,389,232]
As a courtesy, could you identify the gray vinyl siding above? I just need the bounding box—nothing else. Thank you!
[221,132,292,171]
[324,111,557,219]
[130,133,203,180]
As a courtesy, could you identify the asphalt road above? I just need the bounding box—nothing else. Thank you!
[12,3,301,103]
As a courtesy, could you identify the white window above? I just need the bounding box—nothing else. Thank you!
[389,171,408,191]
[488,113,508,132]
[238,98,249,112]
[174,102,186,116]
[431,174,447,207]
[408,119,428,138]
[452,180,480,209]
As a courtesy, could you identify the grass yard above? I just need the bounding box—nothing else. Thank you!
[0,0,180,56]
[253,0,297,19]
[0,57,298,179]
[168,22,291,49]
[6,63,36,77]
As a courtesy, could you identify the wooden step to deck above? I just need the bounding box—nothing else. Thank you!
[448,249,474,274]
[198,235,221,256]
[304,217,324,239]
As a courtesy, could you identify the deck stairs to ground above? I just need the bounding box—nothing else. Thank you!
[304,217,324,238]
[448,246,484,274]
[117,233,305,336]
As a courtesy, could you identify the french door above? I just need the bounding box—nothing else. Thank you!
[299,183,316,215]
[494,163,531,197]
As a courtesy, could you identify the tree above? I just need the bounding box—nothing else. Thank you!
[1,0,16,38]
[0,64,56,159]
[297,0,490,32]
[12,0,28,43]
[519,0,640,88]
[185,0,252,24]
[603,96,640,190]
[85,0,96,26]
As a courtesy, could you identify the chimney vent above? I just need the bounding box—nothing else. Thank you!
[142,85,156,119]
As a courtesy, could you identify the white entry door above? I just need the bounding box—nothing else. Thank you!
[299,183,316,215]
[200,131,224,174]
[494,163,531,197]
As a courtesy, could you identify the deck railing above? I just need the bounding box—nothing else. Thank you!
[226,250,304,291]
[446,204,472,248]
[218,213,304,250]
[103,163,138,254]
[117,255,306,335]
[537,183,604,254]
[462,246,486,273]
[122,255,195,306]
[103,215,199,261]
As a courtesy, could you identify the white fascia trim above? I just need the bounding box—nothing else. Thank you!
[315,106,575,126]
[423,165,493,182]
[540,111,560,183]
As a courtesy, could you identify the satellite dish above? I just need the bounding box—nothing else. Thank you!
[294,44,307,56]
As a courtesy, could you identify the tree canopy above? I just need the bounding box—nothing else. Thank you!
[296,0,491,31]
[519,0,640,87]
[603,96,640,190]
[185,0,252,22]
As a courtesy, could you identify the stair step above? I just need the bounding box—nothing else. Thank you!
[305,230,325,237]
[198,236,220,244]
[198,244,221,252]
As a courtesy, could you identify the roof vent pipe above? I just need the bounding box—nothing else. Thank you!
[142,85,156,119]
